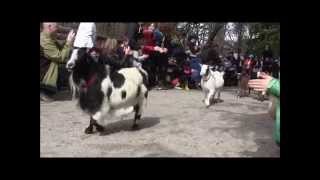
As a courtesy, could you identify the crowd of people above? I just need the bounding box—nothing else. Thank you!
[40,22,280,100]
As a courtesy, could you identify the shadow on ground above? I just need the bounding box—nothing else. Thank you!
[53,90,73,101]
[210,109,280,157]
[99,117,160,136]
[241,138,280,157]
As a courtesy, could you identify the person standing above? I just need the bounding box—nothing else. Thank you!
[40,22,75,102]
[262,44,274,74]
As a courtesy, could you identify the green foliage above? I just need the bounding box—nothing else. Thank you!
[245,23,280,57]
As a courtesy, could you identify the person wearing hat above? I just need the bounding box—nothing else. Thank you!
[40,22,75,102]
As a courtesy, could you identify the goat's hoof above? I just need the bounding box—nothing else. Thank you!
[217,99,223,103]
[96,125,105,132]
[131,124,139,130]
[84,127,93,134]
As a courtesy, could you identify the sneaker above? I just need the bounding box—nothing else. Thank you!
[153,85,161,90]
[174,86,182,90]
[184,85,190,91]
[157,86,169,90]
[40,92,54,102]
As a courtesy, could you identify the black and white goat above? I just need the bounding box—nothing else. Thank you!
[200,64,224,107]
[66,48,149,134]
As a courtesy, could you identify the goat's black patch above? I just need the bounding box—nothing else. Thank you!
[136,86,141,97]
[205,67,210,76]
[107,87,112,100]
[72,48,106,114]
[138,69,148,88]
[135,114,141,120]
[71,48,107,115]
[79,84,104,115]
[132,104,141,129]
[134,104,140,115]
[121,90,127,99]
[134,104,141,120]
[110,72,125,88]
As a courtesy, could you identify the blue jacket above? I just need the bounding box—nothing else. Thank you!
[154,29,163,46]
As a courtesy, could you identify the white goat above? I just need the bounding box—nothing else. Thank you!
[200,64,225,107]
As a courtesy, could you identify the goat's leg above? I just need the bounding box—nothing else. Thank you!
[84,116,95,134]
[217,89,222,103]
[93,111,105,132]
[69,74,76,101]
[202,90,208,103]
[132,102,143,130]
[205,89,214,107]
[84,111,105,134]
[72,86,76,100]
[212,91,217,104]
[132,87,146,130]
[132,104,140,130]
[85,116,105,134]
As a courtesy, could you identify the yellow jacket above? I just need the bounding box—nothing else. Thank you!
[40,31,72,89]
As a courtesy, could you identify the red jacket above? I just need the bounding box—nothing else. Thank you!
[244,59,253,69]
[142,28,156,54]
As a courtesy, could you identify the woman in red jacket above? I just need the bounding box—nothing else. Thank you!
[140,23,168,89]
[141,23,167,55]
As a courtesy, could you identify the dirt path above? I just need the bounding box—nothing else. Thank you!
[40,88,280,157]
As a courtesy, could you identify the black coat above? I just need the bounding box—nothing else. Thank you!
[262,49,273,59]
[101,53,134,74]
[200,47,221,66]
[127,23,143,50]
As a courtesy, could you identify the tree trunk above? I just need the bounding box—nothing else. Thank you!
[207,23,224,44]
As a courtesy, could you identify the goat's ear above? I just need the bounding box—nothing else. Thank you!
[206,67,210,74]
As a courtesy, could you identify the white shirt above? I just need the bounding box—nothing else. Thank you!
[73,23,96,48]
